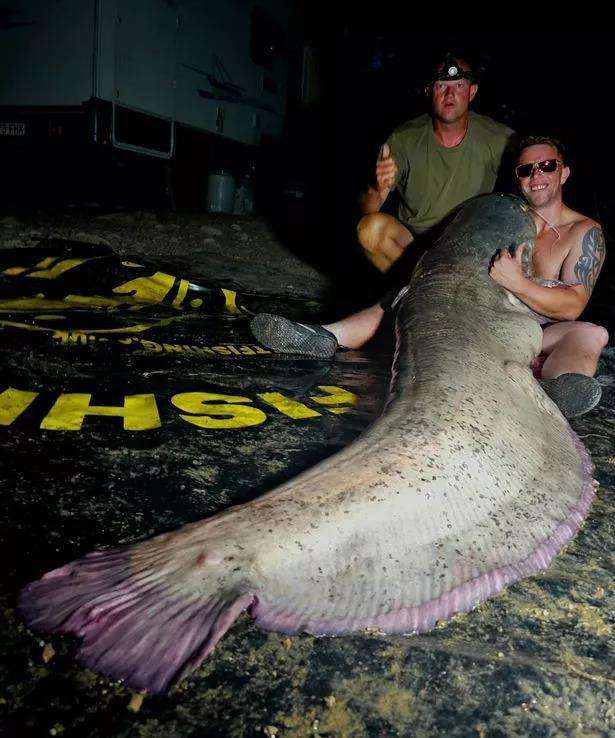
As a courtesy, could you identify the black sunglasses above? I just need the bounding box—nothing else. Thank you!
[515,159,562,179]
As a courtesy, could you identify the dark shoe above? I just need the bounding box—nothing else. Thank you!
[250,314,338,359]
[540,373,602,419]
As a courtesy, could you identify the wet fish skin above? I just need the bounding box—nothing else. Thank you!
[18,194,595,693]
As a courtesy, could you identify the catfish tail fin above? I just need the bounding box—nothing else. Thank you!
[18,542,255,693]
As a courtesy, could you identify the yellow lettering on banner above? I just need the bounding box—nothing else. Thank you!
[41,394,161,431]
[310,385,358,415]
[212,345,231,355]
[162,343,184,353]
[34,257,56,269]
[0,387,39,425]
[172,279,190,308]
[257,392,321,419]
[29,257,93,279]
[191,346,216,356]
[238,346,256,355]
[63,294,126,307]
[0,256,91,280]
[0,298,61,310]
[112,272,175,304]
[140,340,163,352]
[172,392,266,429]
[63,333,88,345]
[54,331,70,344]
[221,289,241,315]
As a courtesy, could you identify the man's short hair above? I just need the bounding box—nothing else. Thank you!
[517,135,566,163]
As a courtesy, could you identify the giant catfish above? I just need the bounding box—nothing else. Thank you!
[18,194,595,693]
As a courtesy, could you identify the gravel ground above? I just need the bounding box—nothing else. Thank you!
[0,210,331,301]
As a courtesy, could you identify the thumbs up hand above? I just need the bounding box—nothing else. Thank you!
[375,143,397,193]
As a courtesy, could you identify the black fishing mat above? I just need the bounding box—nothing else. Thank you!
[0,240,388,574]
[1,241,613,738]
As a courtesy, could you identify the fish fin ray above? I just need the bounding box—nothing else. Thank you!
[18,544,255,693]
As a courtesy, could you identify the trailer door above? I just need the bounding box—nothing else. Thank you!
[112,0,178,158]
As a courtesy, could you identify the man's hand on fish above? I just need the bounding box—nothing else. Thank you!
[489,239,593,322]
[489,244,528,292]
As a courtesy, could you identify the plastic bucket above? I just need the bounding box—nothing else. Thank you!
[206,171,236,213]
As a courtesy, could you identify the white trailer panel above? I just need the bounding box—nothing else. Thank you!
[0,0,292,152]
[0,0,96,106]
[176,0,287,145]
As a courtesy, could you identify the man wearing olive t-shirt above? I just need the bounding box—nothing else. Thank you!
[251,54,514,351]
[358,56,513,272]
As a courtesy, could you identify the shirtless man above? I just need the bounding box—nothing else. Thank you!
[489,135,608,417]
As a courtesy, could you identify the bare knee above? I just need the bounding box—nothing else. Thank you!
[541,321,607,379]
[576,323,609,351]
[595,325,609,349]
[357,213,389,247]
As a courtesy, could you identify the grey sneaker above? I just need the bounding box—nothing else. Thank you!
[540,373,602,419]
[250,314,338,359]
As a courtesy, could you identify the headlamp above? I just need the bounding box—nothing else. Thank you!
[431,53,475,83]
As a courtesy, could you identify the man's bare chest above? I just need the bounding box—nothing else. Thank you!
[531,229,575,281]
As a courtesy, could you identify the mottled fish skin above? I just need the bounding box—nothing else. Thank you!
[18,194,595,693]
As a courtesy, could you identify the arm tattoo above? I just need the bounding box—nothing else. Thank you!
[574,226,606,296]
